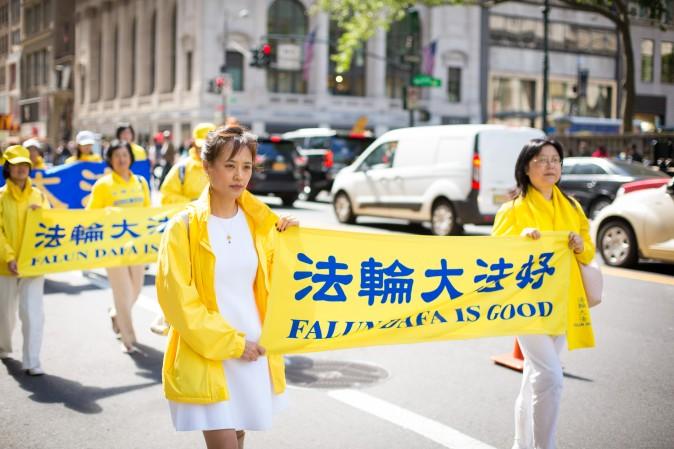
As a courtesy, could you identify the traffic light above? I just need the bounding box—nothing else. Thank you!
[250,44,272,68]
[207,76,225,94]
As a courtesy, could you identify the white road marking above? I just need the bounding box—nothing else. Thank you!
[328,389,499,449]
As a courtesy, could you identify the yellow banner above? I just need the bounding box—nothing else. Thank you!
[260,228,594,353]
[18,206,184,276]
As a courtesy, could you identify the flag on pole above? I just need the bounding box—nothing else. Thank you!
[303,28,317,81]
[421,40,437,75]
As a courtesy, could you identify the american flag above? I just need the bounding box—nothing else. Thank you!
[303,28,317,81]
[421,41,437,75]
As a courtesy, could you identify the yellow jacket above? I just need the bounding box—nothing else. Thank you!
[160,147,208,205]
[32,156,47,170]
[65,153,102,164]
[0,180,51,274]
[85,171,151,209]
[156,188,286,404]
[130,143,147,161]
[492,185,595,264]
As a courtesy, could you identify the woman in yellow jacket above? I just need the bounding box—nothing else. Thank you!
[0,145,51,376]
[492,138,595,449]
[156,126,297,449]
[65,130,102,164]
[86,140,150,353]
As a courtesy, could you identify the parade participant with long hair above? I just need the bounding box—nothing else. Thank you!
[65,131,102,164]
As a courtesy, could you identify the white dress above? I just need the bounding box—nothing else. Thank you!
[169,208,287,431]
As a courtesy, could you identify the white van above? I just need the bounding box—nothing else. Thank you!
[331,124,545,235]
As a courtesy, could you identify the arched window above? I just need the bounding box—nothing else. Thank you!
[226,50,244,91]
[169,3,176,91]
[329,20,366,96]
[148,10,156,94]
[386,10,421,99]
[267,0,307,94]
[130,17,136,96]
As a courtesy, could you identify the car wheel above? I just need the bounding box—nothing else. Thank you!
[598,219,638,267]
[589,196,612,220]
[333,192,356,224]
[430,200,462,236]
[280,194,298,207]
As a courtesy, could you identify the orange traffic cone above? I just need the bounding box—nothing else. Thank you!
[491,338,524,372]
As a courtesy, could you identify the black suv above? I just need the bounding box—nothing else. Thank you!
[285,132,375,201]
[248,137,305,207]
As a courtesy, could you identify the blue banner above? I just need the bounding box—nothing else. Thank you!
[0,160,151,209]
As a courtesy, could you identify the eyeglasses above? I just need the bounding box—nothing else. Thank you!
[532,157,562,167]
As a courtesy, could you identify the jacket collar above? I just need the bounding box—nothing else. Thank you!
[192,187,277,234]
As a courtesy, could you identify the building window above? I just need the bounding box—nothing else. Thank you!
[0,34,8,56]
[10,0,19,25]
[130,18,136,96]
[148,11,156,94]
[168,4,176,92]
[226,50,243,91]
[328,20,366,96]
[386,10,421,99]
[0,65,5,89]
[9,63,15,90]
[42,0,50,29]
[267,0,308,94]
[41,48,47,85]
[185,50,192,91]
[0,5,8,27]
[641,39,654,82]
[447,67,461,103]
[662,41,674,84]
[11,28,19,45]
[491,77,537,126]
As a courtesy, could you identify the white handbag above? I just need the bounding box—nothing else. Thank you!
[580,260,603,308]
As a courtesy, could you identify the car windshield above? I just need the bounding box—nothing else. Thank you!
[330,137,375,164]
[610,160,669,177]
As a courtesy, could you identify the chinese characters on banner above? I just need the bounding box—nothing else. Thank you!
[260,228,594,354]
[18,205,184,276]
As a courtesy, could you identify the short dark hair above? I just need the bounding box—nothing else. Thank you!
[202,126,257,164]
[513,138,575,206]
[115,123,135,141]
[2,162,10,180]
[105,140,135,168]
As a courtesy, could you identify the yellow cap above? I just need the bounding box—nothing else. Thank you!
[3,145,32,167]
[193,122,216,148]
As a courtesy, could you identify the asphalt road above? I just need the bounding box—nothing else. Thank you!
[1,198,673,449]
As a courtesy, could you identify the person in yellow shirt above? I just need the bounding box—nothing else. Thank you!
[86,140,150,353]
[156,126,297,448]
[22,138,47,170]
[0,145,51,376]
[492,138,594,449]
[159,122,215,205]
[65,131,103,164]
[116,123,147,161]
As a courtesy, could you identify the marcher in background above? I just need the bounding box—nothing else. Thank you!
[22,139,46,170]
[492,138,595,449]
[116,123,148,162]
[86,140,150,353]
[0,145,51,375]
[156,126,297,449]
[159,122,215,205]
[65,131,102,164]
[150,123,216,336]
[591,145,608,158]
[158,131,177,188]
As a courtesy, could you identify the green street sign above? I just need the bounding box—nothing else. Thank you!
[412,74,441,87]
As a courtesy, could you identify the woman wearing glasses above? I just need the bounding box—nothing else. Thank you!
[492,139,595,449]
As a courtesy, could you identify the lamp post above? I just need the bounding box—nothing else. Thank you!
[542,0,550,133]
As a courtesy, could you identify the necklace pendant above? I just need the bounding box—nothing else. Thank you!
[226,234,232,244]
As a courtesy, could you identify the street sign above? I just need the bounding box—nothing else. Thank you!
[276,43,302,70]
[412,74,441,87]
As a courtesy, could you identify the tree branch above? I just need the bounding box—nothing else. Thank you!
[557,0,619,23]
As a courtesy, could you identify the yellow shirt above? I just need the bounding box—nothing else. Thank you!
[32,156,47,170]
[160,147,208,205]
[65,153,102,164]
[130,143,147,161]
[0,180,51,273]
[86,171,151,209]
[157,189,286,403]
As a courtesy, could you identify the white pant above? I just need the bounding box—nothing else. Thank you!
[106,265,144,347]
[0,275,45,370]
[512,334,566,449]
